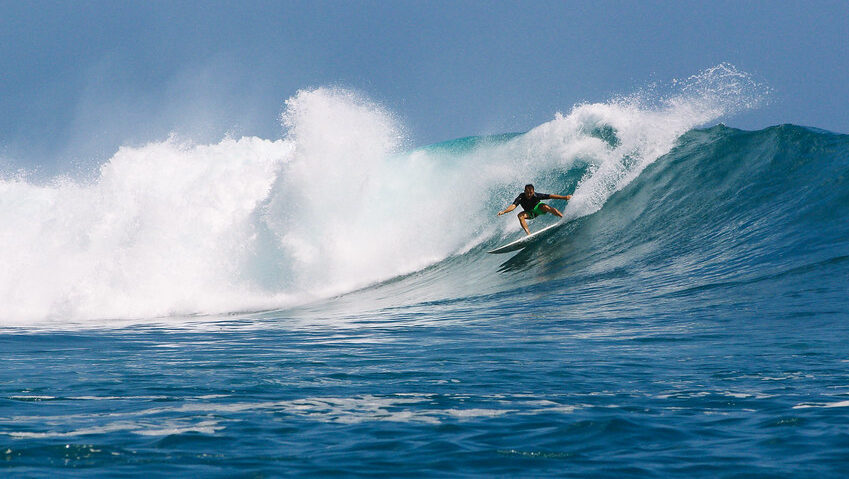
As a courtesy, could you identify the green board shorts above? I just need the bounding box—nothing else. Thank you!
[527,202,548,219]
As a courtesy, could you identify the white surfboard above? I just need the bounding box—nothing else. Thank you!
[487,221,563,254]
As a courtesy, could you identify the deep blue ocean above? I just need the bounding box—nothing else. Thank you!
[2,69,849,477]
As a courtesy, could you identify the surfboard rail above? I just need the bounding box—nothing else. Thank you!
[487,221,563,254]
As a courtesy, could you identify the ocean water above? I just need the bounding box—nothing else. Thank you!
[2,65,849,477]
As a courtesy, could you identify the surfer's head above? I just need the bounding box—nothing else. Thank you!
[524,184,534,195]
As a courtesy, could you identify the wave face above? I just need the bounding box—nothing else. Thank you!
[508,123,849,304]
[6,64,847,327]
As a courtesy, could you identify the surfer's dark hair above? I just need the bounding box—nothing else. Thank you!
[525,184,534,190]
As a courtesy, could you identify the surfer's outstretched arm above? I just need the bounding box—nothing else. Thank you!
[497,204,517,216]
[549,194,572,201]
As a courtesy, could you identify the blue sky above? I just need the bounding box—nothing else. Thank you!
[1,0,847,172]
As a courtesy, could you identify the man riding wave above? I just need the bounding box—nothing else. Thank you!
[497,184,572,235]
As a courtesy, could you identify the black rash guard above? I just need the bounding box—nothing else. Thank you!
[513,192,551,211]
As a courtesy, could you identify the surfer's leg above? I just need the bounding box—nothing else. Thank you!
[541,204,563,218]
[518,212,531,235]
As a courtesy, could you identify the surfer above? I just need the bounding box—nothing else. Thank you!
[497,184,572,235]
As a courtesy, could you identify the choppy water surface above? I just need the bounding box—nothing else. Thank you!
[3,286,849,477]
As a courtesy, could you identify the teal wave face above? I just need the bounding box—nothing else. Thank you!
[420,133,523,154]
[340,125,849,318]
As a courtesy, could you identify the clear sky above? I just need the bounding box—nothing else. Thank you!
[1,0,847,172]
